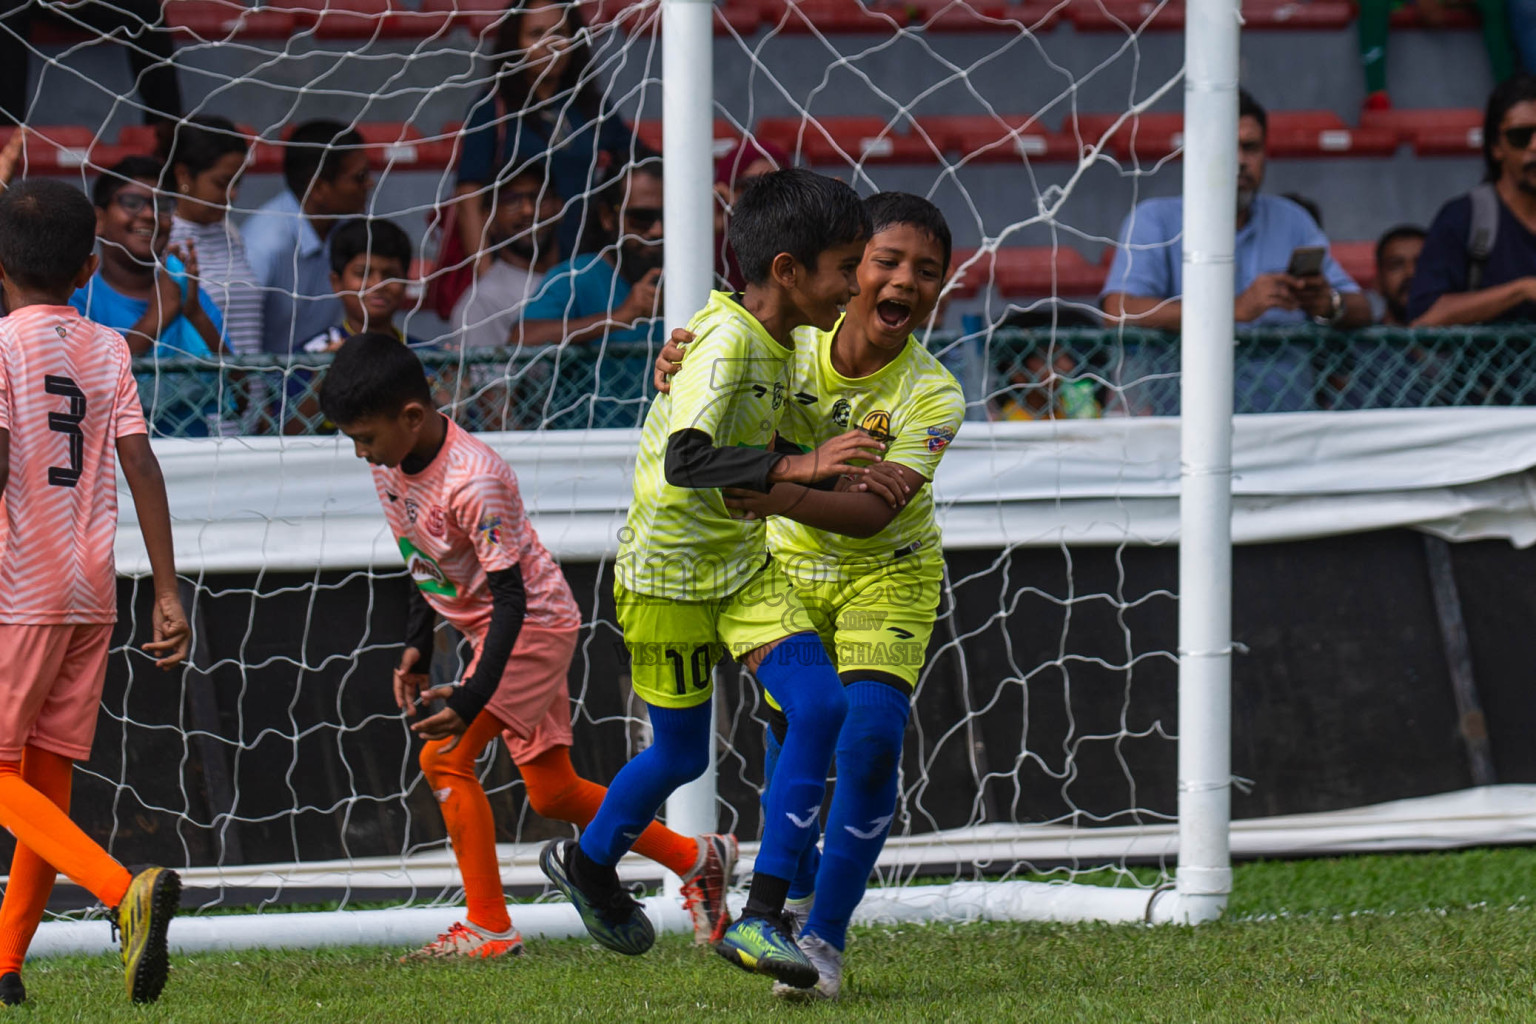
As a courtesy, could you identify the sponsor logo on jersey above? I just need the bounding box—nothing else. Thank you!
[861,409,895,443]
[831,398,852,428]
[841,609,888,631]
[926,425,955,453]
[398,537,456,596]
[772,380,785,409]
[425,505,447,539]
[477,512,504,548]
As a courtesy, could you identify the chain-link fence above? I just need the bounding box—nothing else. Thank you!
[131,327,1536,438]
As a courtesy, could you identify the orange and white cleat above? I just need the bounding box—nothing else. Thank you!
[680,833,738,945]
[400,921,525,962]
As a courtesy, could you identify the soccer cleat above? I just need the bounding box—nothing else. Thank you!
[680,833,738,945]
[539,839,655,956]
[771,933,843,1000]
[0,971,24,1006]
[713,911,818,989]
[116,866,180,1004]
[784,893,814,939]
[400,921,525,962]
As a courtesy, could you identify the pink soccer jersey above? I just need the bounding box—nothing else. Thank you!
[371,418,580,642]
[0,306,147,625]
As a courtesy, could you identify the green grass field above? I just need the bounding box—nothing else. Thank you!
[18,846,1536,1023]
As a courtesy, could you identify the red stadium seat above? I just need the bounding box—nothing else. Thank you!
[354,122,455,170]
[756,116,940,164]
[0,126,123,176]
[1066,0,1185,32]
[715,0,763,34]
[882,0,1052,32]
[948,247,990,299]
[1072,112,1183,162]
[1241,0,1353,29]
[1361,108,1483,156]
[634,119,744,159]
[758,0,901,34]
[1330,240,1378,291]
[264,0,450,39]
[163,0,296,40]
[919,115,1078,162]
[419,0,506,36]
[1389,4,1480,27]
[1267,110,1399,157]
[994,247,1106,297]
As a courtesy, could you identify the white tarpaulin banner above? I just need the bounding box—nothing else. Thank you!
[116,408,1536,574]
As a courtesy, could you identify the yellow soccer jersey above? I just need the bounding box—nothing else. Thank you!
[770,317,965,582]
[616,291,794,601]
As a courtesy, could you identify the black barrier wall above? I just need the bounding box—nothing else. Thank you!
[25,529,1514,876]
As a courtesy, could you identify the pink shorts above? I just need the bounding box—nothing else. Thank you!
[0,623,112,762]
[466,625,578,764]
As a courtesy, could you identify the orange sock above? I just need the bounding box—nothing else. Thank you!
[420,712,512,934]
[519,746,702,879]
[0,748,76,975]
[0,752,130,921]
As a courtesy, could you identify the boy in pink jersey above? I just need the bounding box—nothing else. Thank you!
[0,179,189,1006]
[319,333,736,959]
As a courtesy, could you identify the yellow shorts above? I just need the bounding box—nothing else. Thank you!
[616,558,811,709]
[797,559,941,693]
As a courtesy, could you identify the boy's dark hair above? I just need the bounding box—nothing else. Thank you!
[284,119,366,200]
[1484,73,1536,181]
[0,179,97,291]
[92,155,164,210]
[167,115,248,183]
[1238,87,1267,136]
[329,217,414,277]
[728,168,870,285]
[865,191,952,269]
[1376,223,1427,266]
[319,332,434,425]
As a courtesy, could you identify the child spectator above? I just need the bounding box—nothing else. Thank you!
[0,177,188,1008]
[301,218,424,352]
[167,116,262,359]
[72,156,228,437]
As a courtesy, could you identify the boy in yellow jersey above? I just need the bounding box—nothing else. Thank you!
[540,169,879,989]
[654,193,965,1000]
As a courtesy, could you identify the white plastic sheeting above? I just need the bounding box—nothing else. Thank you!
[114,409,1536,574]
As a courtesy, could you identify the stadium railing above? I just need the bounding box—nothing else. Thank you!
[129,326,1536,438]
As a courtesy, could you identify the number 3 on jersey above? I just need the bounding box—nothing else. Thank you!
[45,374,86,488]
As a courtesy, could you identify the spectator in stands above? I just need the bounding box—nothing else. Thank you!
[1375,225,1426,325]
[1408,74,1536,325]
[519,158,664,347]
[1358,0,1514,114]
[242,120,372,355]
[74,156,226,436]
[451,166,562,350]
[0,2,182,154]
[1283,193,1324,230]
[1102,90,1370,333]
[989,308,1104,421]
[168,116,262,359]
[449,0,632,270]
[301,218,424,353]
[713,139,788,290]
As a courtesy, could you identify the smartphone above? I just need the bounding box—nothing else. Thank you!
[1286,245,1326,278]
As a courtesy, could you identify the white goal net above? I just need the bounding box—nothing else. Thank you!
[2,0,1227,949]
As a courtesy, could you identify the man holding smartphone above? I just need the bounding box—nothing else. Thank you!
[1099,88,1370,412]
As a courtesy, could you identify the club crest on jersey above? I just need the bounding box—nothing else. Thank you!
[860,409,895,443]
[403,497,420,526]
[425,505,447,539]
[831,398,852,428]
[398,538,456,596]
[477,512,504,548]
[926,425,955,453]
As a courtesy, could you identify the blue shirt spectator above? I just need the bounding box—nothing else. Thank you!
[242,120,373,354]
[1102,194,1361,328]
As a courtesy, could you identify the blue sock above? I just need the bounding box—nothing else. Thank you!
[804,681,910,950]
[762,722,821,900]
[579,700,713,866]
[751,632,847,886]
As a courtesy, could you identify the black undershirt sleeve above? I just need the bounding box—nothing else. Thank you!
[663,428,782,493]
[403,582,437,671]
[443,565,527,726]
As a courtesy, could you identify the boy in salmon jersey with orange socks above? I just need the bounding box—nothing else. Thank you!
[0,178,190,1006]
[320,333,735,959]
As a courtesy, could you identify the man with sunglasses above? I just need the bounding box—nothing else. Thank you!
[518,157,665,351]
[1409,73,1536,326]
